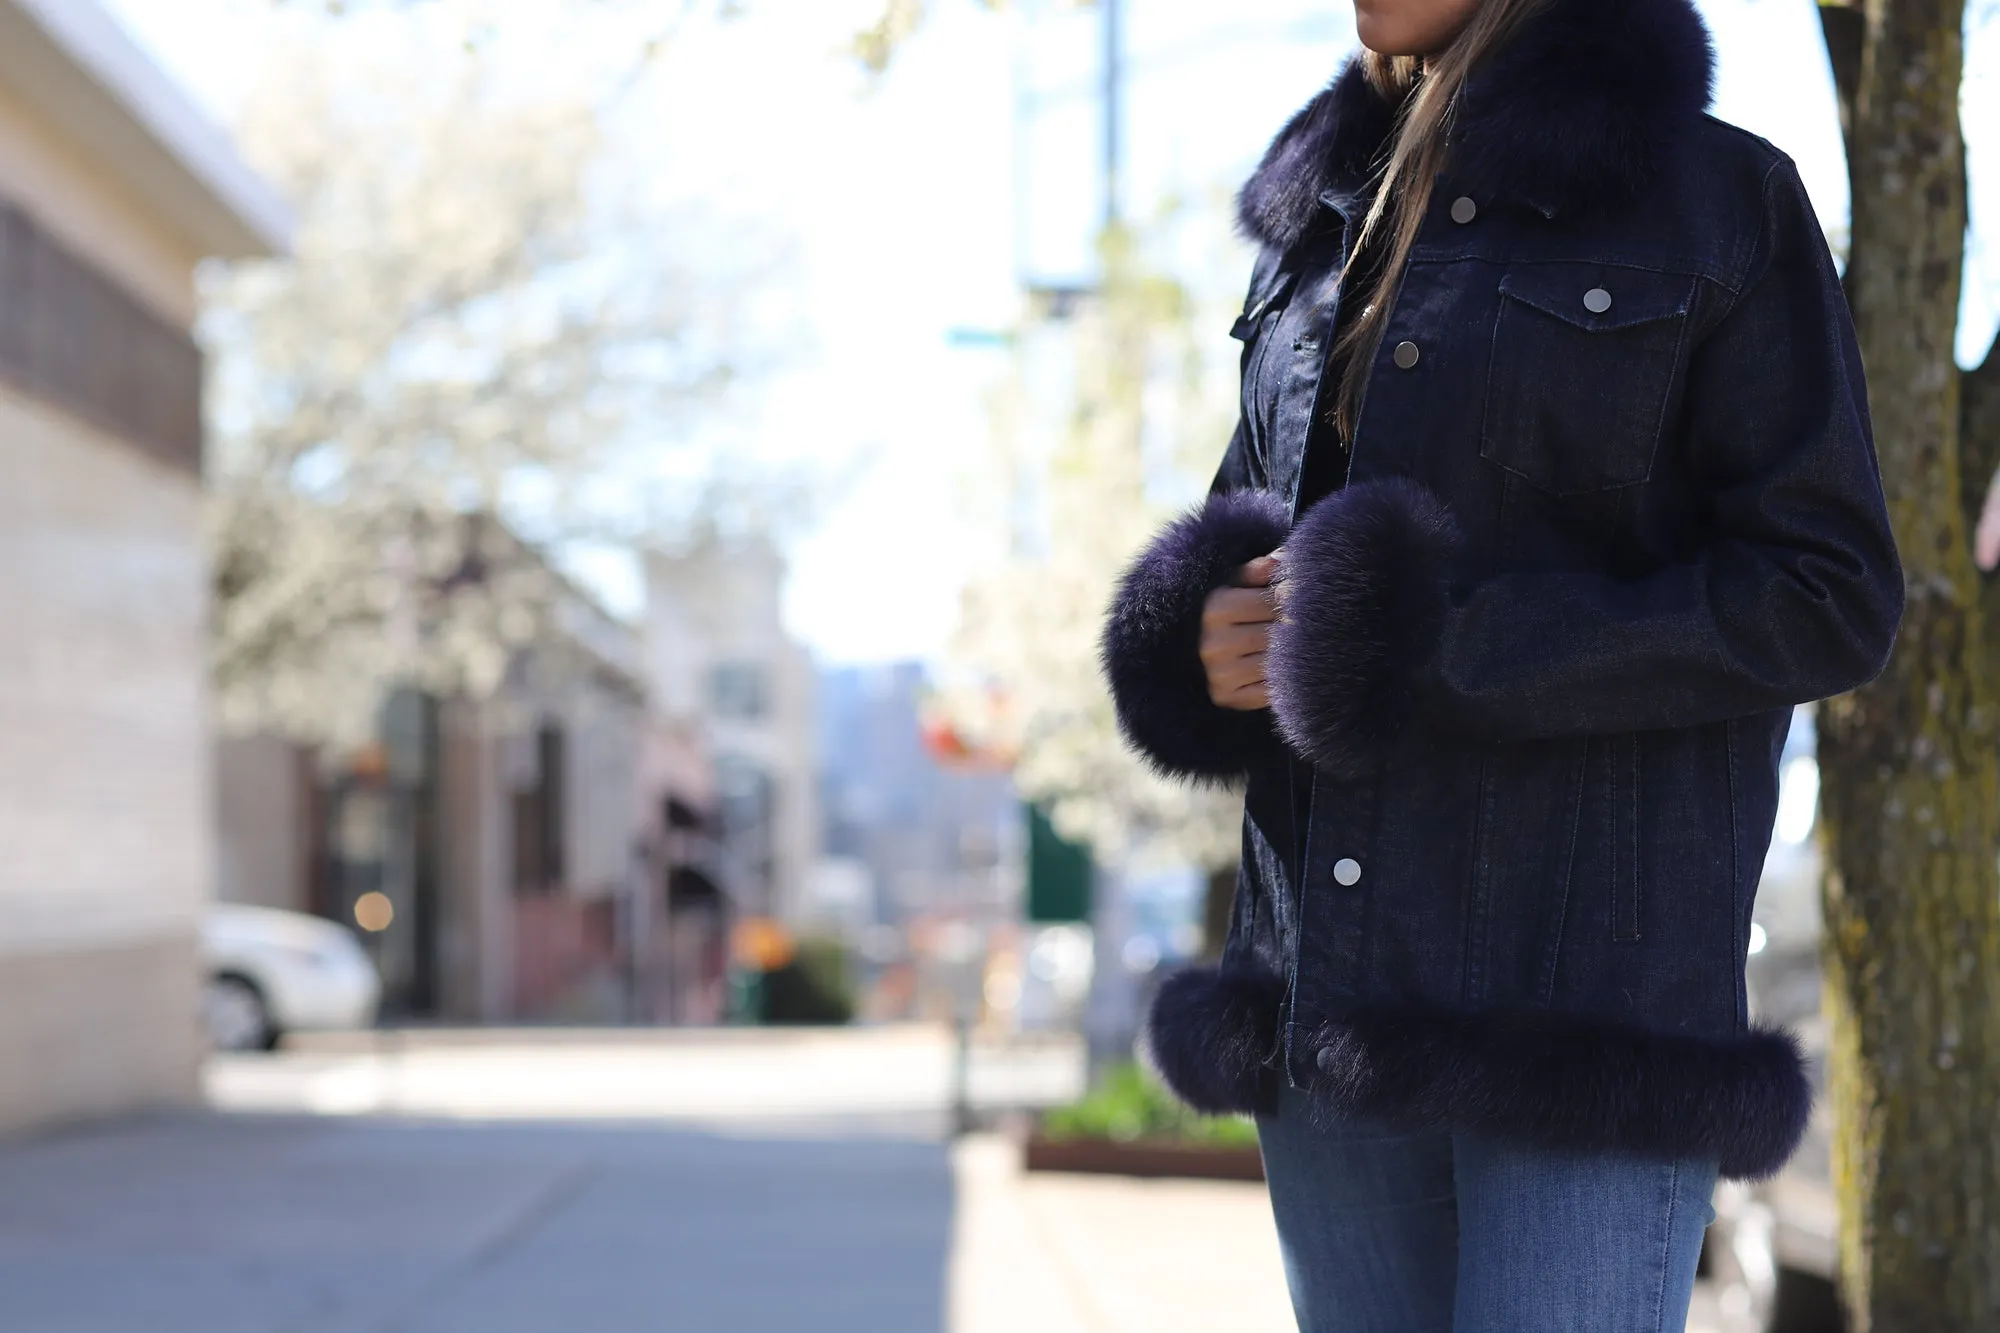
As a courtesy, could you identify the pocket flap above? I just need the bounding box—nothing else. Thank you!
[1498,266,1694,334]
[1231,270,1298,341]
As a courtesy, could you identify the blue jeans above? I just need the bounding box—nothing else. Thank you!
[1258,1090,1718,1333]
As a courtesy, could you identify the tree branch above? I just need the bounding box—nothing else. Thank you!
[1819,1,1865,148]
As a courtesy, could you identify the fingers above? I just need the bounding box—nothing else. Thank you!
[1236,556,1280,589]
[1201,621,1271,666]
[1216,681,1270,711]
[1202,620,1272,709]
[1203,584,1277,630]
[1208,661,1269,709]
[1203,565,1281,710]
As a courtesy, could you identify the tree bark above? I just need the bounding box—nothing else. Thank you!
[1817,2,2000,1327]
[1819,3,1865,139]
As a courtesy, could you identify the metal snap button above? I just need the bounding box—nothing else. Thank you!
[1317,1046,1340,1073]
[1450,196,1477,225]
[1392,341,1420,370]
[1583,287,1613,314]
[1333,858,1363,886]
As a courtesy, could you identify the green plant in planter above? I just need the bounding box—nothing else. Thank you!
[758,936,856,1026]
[1041,1062,1259,1147]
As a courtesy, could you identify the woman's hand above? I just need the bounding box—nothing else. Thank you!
[1201,555,1281,711]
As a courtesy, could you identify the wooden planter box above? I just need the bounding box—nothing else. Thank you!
[1022,1135,1266,1183]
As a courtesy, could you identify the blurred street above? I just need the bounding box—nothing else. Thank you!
[0,1027,1735,1333]
[0,1027,1294,1333]
[0,1115,951,1333]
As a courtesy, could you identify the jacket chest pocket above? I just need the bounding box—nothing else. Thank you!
[1479,266,1696,496]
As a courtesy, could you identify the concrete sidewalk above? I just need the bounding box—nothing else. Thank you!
[0,1113,955,1333]
[0,1108,1290,1333]
[951,1136,1295,1333]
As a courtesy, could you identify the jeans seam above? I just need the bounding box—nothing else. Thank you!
[1652,1159,1678,1333]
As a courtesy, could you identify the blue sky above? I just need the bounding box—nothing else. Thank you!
[110,0,2000,665]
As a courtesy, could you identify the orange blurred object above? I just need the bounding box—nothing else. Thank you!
[348,743,390,783]
[917,694,1019,772]
[353,891,395,933]
[731,917,796,971]
[920,715,974,763]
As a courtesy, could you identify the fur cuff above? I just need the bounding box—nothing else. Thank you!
[1102,491,1291,783]
[1266,478,1462,779]
[1144,964,1286,1116]
[1307,1007,1812,1181]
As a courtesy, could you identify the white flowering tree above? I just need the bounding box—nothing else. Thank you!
[947,225,1246,899]
[207,36,746,745]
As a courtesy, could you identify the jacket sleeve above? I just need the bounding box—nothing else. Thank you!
[1100,423,1291,783]
[1264,159,1904,772]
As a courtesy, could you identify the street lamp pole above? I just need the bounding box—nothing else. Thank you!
[1103,0,1123,231]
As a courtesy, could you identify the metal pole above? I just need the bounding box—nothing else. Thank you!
[1103,0,1122,230]
[951,1010,976,1137]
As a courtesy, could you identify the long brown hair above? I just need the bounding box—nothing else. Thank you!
[1330,0,1551,442]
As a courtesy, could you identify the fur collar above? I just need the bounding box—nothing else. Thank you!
[1237,0,1717,250]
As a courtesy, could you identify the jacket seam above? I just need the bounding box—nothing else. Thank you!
[1538,739,1590,1005]
[1404,251,1744,297]
[1460,753,1498,1006]
[1710,157,1790,326]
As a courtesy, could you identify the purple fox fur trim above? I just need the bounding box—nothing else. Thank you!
[1237,0,1715,247]
[1146,960,1811,1178]
[1236,57,1398,251]
[1265,478,1462,779]
[1144,964,1286,1117]
[1101,491,1291,783]
[1306,1006,1813,1181]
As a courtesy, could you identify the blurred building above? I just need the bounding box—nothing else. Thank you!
[0,0,289,1133]
[813,664,1025,1026]
[219,532,821,1030]
[642,537,817,932]
[216,538,652,1025]
[633,711,729,1024]
[817,664,1021,932]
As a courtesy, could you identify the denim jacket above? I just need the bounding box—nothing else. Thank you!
[1101,0,1902,1180]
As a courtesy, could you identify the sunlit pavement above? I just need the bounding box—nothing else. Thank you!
[0,1028,1723,1332]
[950,1134,1295,1333]
[203,1025,1086,1129]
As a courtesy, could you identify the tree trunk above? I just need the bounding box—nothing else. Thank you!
[1816,3,2000,1327]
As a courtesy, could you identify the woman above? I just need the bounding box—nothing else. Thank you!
[1100,0,1903,1329]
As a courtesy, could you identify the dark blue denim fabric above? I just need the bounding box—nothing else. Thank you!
[1114,0,1902,1180]
[1258,1089,1718,1333]
[1219,108,1900,1096]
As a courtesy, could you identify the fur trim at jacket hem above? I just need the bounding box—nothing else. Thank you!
[1102,490,1291,783]
[1142,964,1285,1116]
[1266,478,1462,779]
[1147,963,1812,1181]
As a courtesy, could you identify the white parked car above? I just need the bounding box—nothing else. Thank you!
[202,904,381,1052]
